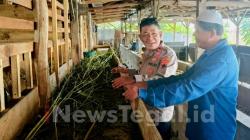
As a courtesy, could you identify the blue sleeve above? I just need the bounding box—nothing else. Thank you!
[138,60,227,108]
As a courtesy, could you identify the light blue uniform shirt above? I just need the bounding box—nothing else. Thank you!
[139,39,239,140]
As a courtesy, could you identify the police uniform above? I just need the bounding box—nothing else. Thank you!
[129,43,178,139]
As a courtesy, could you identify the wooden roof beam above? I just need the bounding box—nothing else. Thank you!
[90,7,134,13]
[93,14,123,20]
[92,10,130,16]
[160,0,197,7]
[84,0,121,4]
[95,18,122,24]
[89,2,138,10]
[94,16,123,21]
[93,15,124,20]
[90,7,132,13]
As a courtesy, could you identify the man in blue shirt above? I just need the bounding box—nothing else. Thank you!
[123,10,239,140]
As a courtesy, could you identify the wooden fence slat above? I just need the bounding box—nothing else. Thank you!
[48,9,65,21]
[52,0,60,86]
[47,47,53,73]
[48,39,65,48]
[60,45,64,65]
[0,42,33,68]
[48,40,53,48]
[0,59,5,111]
[57,1,64,10]
[58,39,65,46]
[47,0,64,10]
[79,15,84,59]
[24,52,33,89]
[58,45,62,65]
[50,47,54,73]
[0,46,10,68]
[0,16,34,30]
[7,0,33,9]
[11,55,21,99]
[48,27,70,33]
[57,28,65,33]
[0,5,35,20]
[9,42,33,56]
[0,42,33,57]
[0,30,34,43]
[64,0,69,66]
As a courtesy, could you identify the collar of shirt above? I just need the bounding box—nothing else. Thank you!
[144,42,164,57]
[203,39,228,56]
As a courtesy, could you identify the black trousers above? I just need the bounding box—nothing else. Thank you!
[156,122,171,140]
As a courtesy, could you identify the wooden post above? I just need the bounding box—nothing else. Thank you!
[173,22,176,42]
[36,0,50,108]
[11,55,21,99]
[71,0,80,64]
[195,0,205,61]
[236,25,240,46]
[121,21,123,33]
[196,0,200,18]
[125,20,127,33]
[64,0,70,71]
[87,12,93,50]
[0,59,5,111]
[49,47,53,73]
[52,0,60,86]
[79,15,84,59]
[152,0,159,18]
[182,21,190,61]
[129,17,132,32]
[83,15,88,52]
[186,24,189,61]
[24,52,33,89]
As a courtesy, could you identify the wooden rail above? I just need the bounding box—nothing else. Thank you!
[0,5,34,20]
[119,66,162,140]
[0,59,4,111]
[3,0,33,9]
[0,16,34,30]
[134,99,163,140]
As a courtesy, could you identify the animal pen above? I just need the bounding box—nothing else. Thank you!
[0,0,250,140]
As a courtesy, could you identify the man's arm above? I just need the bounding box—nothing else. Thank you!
[139,60,227,108]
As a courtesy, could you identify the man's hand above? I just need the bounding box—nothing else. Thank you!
[112,76,135,88]
[123,85,139,101]
[111,66,128,74]
[122,82,147,101]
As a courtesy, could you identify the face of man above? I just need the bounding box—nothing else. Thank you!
[139,25,162,50]
[194,23,212,49]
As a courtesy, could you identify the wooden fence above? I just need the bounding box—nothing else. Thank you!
[0,0,91,139]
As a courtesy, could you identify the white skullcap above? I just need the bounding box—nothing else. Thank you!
[197,10,223,25]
